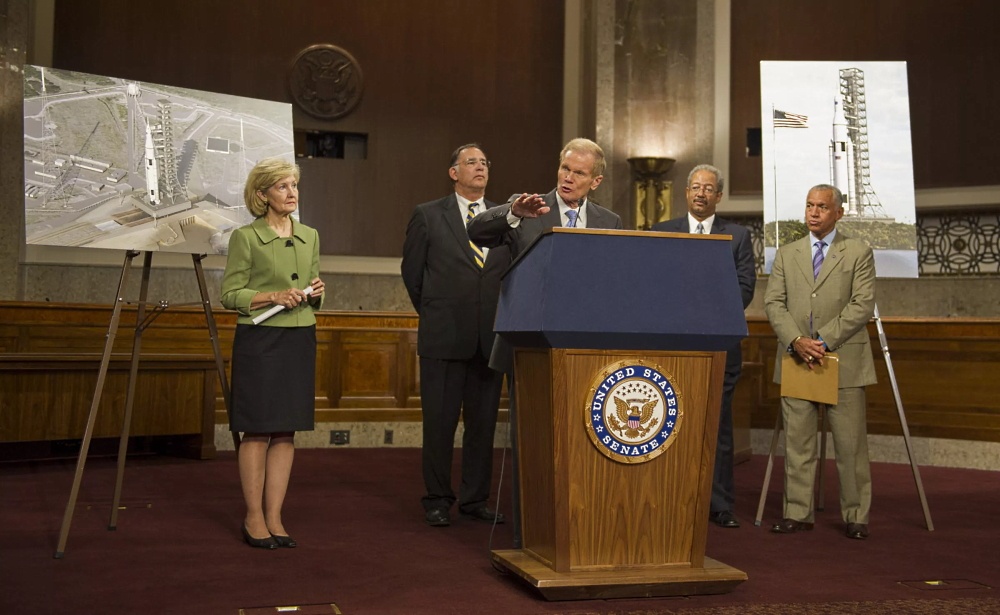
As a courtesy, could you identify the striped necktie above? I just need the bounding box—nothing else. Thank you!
[466,203,484,268]
[813,240,826,279]
[695,222,704,234]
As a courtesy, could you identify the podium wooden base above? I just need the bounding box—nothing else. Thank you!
[491,549,747,601]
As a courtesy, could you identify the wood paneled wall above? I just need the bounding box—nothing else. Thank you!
[738,317,1000,444]
[729,0,1000,194]
[0,302,426,426]
[0,353,217,458]
[3,302,998,445]
[50,0,565,257]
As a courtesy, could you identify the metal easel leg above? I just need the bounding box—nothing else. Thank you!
[816,405,827,512]
[109,252,153,530]
[54,250,138,558]
[873,304,934,530]
[754,412,783,526]
[192,254,238,450]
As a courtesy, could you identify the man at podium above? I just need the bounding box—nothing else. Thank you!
[467,137,623,545]
[467,137,623,373]
[469,138,620,266]
[652,164,756,529]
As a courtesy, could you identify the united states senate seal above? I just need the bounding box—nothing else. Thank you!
[585,361,682,464]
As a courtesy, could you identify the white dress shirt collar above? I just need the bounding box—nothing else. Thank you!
[555,192,587,228]
[688,213,715,234]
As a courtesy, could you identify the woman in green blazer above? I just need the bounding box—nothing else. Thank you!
[221,158,324,549]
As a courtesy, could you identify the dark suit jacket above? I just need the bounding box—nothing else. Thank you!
[467,189,623,256]
[466,189,623,372]
[401,194,510,361]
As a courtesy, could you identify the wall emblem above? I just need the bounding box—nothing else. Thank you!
[585,361,682,464]
[289,44,364,120]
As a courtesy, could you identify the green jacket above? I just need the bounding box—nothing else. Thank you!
[221,217,324,326]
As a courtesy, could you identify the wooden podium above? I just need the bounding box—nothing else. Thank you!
[490,229,749,600]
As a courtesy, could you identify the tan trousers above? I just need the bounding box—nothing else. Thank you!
[781,387,872,524]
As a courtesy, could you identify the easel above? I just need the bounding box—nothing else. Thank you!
[754,304,934,531]
[54,250,239,558]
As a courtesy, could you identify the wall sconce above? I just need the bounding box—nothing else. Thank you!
[628,157,675,231]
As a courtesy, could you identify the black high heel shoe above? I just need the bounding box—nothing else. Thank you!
[242,525,278,550]
[270,533,297,548]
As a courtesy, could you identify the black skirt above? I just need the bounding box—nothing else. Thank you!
[230,324,316,433]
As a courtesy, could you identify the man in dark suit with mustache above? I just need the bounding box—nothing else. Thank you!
[652,163,756,529]
[402,144,508,528]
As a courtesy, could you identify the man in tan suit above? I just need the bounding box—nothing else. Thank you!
[764,184,877,540]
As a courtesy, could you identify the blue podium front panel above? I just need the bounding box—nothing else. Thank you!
[495,229,746,352]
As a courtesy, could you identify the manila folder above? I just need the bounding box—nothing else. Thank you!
[781,352,839,405]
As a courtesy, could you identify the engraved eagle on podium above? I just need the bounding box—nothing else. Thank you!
[609,396,660,439]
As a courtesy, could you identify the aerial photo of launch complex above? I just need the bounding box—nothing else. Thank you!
[23,66,295,255]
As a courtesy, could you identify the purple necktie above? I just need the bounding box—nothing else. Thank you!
[813,241,826,279]
[566,209,579,228]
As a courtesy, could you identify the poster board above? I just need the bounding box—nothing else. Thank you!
[23,65,294,255]
[761,61,918,278]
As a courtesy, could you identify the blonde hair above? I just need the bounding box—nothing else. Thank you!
[560,138,606,177]
[243,157,301,217]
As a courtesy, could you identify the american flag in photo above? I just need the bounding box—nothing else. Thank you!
[773,109,809,128]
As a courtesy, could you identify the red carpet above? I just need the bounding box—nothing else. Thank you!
[1,448,997,614]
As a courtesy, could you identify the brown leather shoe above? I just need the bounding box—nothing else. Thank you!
[770,518,814,534]
[846,523,869,540]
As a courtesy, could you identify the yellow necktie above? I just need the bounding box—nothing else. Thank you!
[466,203,484,268]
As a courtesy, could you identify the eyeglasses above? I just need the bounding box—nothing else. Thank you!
[688,184,718,195]
[453,158,491,169]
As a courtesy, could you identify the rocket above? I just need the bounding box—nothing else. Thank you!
[144,124,160,205]
[830,99,857,215]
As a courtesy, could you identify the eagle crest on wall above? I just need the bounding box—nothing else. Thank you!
[289,44,364,120]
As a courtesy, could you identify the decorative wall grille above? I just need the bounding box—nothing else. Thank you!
[726,211,1000,276]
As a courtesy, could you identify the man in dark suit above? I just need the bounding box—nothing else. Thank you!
[467,137,624,372]
[401,143,509,528]
[467,137,623,286]
[652,164,756,529]
[764,184,876,540]
[467,137,623,545]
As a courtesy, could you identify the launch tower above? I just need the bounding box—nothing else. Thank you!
[838,68,891,219]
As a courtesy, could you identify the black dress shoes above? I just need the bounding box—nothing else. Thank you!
[270,533,298,548]
[709,510,741,528]
[461,507,505,524]
[846,523,870,540]
[425,508,451,527]
[242,525,278,549]
[770,518,814,534]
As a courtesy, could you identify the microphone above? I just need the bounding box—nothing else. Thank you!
[285,239,294,247]
[291,273,299,280]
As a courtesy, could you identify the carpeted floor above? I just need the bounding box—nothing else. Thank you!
[1,448,997,614]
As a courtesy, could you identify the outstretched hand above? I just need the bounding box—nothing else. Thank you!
[510,193,549,218]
